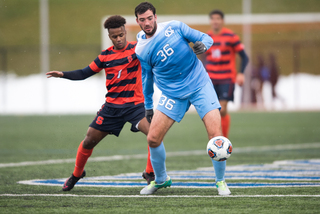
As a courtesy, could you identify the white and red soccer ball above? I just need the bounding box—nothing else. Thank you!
[207,136,232,161]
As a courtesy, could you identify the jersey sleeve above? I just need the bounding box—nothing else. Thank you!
[138,56,154,110]
[88,51,105,73]
[62,66,96,80]
[178,21,213,50]
[232,34,245,52]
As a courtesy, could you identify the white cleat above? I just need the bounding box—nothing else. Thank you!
[216,180,231,196]
[140,176,172,195]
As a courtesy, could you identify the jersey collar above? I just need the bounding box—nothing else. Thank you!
[112,41,129,52]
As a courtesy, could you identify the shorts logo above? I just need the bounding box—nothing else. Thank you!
[96,116,104,125]
[127,55,133,63]
[165,26,174,37]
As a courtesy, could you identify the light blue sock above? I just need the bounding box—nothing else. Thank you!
[149,142,167,184]
[211,159,226,182]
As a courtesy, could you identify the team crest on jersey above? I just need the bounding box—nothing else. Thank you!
[127,55,133,63]
[165,26,174,37]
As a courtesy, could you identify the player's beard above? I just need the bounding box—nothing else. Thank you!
[144,21,157,37]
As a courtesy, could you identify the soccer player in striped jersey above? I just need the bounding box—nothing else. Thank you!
[204,10,249,138]
[135,2,230,195]
[46,15,154,191]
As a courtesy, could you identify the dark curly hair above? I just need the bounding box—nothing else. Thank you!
[209,9,224,19]
[135,2,156,18]
[104,15,126,30]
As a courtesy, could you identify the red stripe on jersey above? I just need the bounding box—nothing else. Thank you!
[89,61,100,72]
[87,41,144,106]
[205,28,244,83]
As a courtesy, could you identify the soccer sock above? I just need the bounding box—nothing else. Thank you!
[73,141,93,177]
[149,142,167,184]
[221,114,231,138]
[145,145,154,174]
[212,159,226,182]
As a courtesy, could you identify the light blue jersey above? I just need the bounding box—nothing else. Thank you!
[135,20,214,110]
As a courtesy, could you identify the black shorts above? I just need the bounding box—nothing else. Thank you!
[212,82,235,101]
[89,103,145,137]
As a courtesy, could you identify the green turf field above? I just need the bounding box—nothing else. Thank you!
[0,112,320,213]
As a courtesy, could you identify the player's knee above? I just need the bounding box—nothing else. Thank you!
[82,136,99,150]
[147,134,161,148]
[220,108,227,117]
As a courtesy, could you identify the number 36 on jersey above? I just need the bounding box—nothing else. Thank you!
[157,44,174,62]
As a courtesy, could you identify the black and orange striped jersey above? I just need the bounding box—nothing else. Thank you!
[205,28,244,84]
[88,41,144,106]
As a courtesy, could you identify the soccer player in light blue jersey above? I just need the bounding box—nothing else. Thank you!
[134,2,231,195]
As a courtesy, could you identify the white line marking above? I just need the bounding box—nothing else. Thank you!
[16,180,320,188]
[1,142,320,168]
[1,194,320,198]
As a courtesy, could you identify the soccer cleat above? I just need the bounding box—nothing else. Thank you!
[140,176,172,195]
[216,180,231,196]
[62,170,86,191]
[142,170,155,184]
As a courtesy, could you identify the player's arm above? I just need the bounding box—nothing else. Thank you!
[233,35,249,86]
[46,66,97,80]
[139,56,154,123]
[46,54,104,80]
[178,21,213,55]
[238,50,249,74]
[234,50,249,86]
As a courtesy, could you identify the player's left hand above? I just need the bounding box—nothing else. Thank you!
[193,41,207,55]
[236,73,245,86]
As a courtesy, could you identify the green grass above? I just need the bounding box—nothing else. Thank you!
[0,112,320,213]
[1,195,319,214]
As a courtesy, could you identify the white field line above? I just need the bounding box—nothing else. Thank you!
[1,142,320,168]
[1,194,320,198]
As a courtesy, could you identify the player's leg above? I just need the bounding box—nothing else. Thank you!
[137,118,155,182]
[63,127,108,191]
[140,95,189,194]
[125,104,154,183]
[137,117,153,174]
[214,82,234,138]
[73,127,108,176]
[203,110,230,195]
[137,117,149,135]
[219,100,230,138]
[147,110,174,181]
[191,81,230,195]
[202,108,222,139]
[63,104,123,191]
[202,109,227,183]
[140,110,174,194]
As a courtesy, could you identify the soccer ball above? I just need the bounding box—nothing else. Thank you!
[207,136,232,161]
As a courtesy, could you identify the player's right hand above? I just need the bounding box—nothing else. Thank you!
[145,109,154,123]
[236,73,245,86]
[46,71,64,78]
